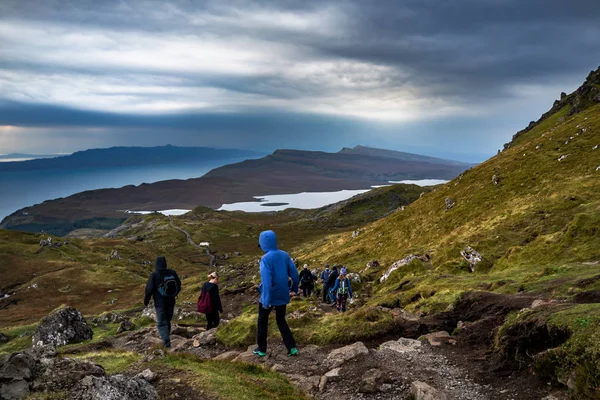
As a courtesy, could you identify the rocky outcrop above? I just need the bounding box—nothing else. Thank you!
[380,254,430,283]
[69,374,158,400]
[32,306,93,348]
[0,344,106,400]
[504,65,600,150]
[460,246,482,272]
[92,311,127,325]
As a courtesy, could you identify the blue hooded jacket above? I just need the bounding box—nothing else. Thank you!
[258,230,299,307]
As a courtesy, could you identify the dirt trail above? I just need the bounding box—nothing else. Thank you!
[168,216,216,266]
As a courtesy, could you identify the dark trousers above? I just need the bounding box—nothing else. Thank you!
[257,303,296,352]
[156,306,174,347]
[337,294,348,312]
[302,284,313,297]
[322,284,330,303]
[206,311,220,330]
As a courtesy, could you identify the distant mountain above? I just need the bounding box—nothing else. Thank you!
[0,153,60,161]
[0,145,264,172]
[338,145,474,167]
[0,146,469,234]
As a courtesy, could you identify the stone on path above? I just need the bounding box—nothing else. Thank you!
[410,381,448,400]
[379,338,422,354]
[422,331,451,346]
[214,351,241,361]
[136,369,157,383]
[359,368,383,393]
[192,328,217,347]
[325,342,369,368]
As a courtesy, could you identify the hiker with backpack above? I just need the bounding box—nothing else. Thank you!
[254,230,299,358]
[320,264,331,303]
[298,264,317,297]
[331,269,353,312]
[197,272,223,330]
[326,265,339,305]
[144,256,181,348]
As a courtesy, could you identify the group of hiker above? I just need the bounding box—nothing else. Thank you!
[299,263,354,312]
[143,230,353,355]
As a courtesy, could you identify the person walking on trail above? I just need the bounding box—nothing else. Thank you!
[327,265,339,305]
[320,264,332,303]
[299,264,317,298]
[197,272,223,330]
[254,230,299,357]
[144,256,181,348]
[332,271,353,312]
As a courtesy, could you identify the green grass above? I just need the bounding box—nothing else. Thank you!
[154,353,308,400]
[69,350,142,374]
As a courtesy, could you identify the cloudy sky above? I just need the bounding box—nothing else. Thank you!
[0,0,599,162]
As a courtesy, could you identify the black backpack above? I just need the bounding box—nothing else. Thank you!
[158,270,179,297]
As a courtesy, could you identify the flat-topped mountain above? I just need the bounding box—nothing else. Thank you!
[0,146,469,235]
[338,145,474,167]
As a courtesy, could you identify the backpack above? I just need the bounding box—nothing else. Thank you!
[158,271,179,297]
[197,290,213,313]
[337,279,349,295]
[302,271,311,283]
[322,270,331,282]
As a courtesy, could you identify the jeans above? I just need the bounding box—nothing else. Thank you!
[206,311,220,330]
[322,284,330,303]
[156,306,174,347]
[256,303,296,352]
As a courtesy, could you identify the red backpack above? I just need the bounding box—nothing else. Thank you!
[197,290,213,313]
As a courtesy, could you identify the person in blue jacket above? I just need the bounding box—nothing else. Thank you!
[331,271,353,312]
[254,230,299,357]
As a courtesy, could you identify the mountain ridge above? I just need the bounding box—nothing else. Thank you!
[1,146,468,235]
[0,145,265,172]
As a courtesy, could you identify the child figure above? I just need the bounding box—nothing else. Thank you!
[332,271,353,312]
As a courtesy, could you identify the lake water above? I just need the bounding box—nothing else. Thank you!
[0,159,248,221]
[218,179,448,212]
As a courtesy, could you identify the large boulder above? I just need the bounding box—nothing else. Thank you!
[32,306,93,348]
[69,374,158,400]
[325,342,369,368]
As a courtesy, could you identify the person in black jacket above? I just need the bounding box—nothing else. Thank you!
[326,265,339,304]
[144,256,181,348]
[201,272,223,329]
[298,264,317,297]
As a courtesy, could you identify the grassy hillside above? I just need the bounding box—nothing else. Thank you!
[0,183,425,329]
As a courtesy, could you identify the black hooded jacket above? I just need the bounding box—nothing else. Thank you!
[144,256,181,308]
[327,268,339,287]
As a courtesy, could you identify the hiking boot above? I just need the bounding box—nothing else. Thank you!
[287,348,299,357]
[253,348,267,357]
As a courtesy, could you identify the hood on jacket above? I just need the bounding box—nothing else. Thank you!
[155,256,168,271]
[259,230,278,253]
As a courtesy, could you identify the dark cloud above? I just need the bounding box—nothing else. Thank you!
[0,0,598,161]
